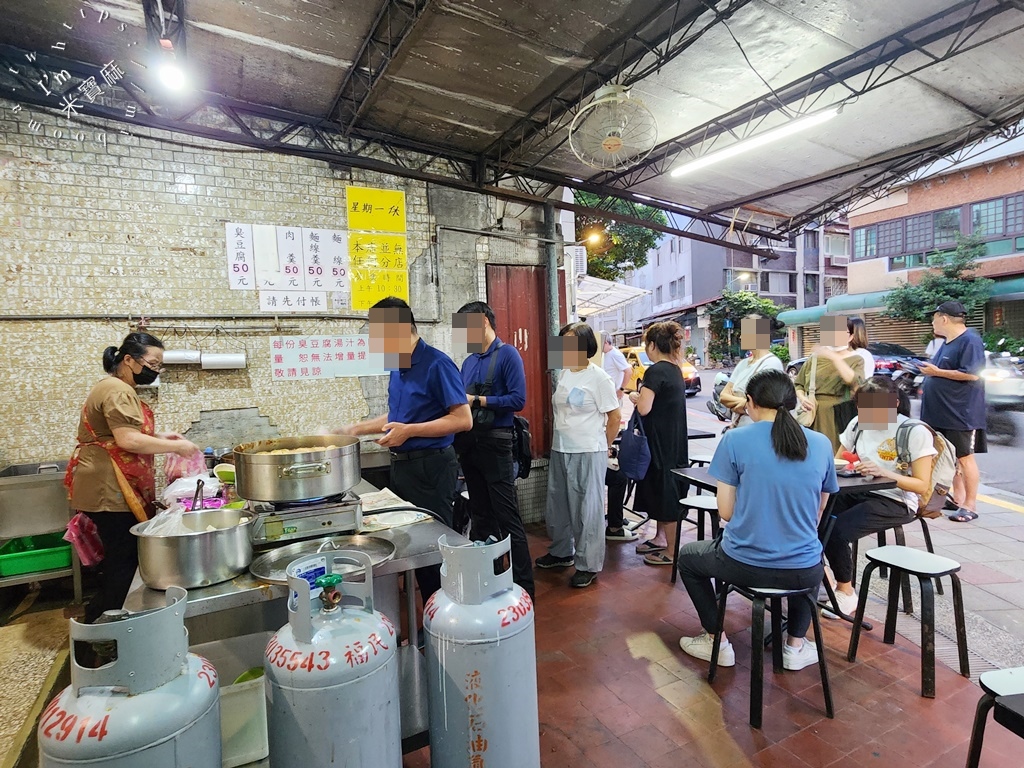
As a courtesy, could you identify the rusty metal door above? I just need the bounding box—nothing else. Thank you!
[486,265,552,456]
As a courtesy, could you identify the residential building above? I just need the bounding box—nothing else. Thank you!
[586,220,848,362]
[778,138,1024,357]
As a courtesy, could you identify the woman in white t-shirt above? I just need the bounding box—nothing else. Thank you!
[537,322,621,589]
[847,317,875,375]
[718,315,784,428]
[822,376,937,618]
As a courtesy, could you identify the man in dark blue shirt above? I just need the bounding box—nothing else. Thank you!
[453,301,534,599]
[920,301,987,522]
[337,297,472,601]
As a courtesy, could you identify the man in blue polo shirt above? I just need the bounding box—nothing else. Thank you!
[337,297,472,601]
[453,301,534,599]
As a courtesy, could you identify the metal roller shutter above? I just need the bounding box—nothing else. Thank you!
[800,309,982,358]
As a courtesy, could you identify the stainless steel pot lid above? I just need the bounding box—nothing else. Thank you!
[249,535,396,585]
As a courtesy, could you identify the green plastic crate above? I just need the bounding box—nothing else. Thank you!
[0,532,72,577]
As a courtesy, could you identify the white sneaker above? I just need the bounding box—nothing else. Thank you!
[822,590,859,620]
[782,639,819,671]
[678,631,735,667]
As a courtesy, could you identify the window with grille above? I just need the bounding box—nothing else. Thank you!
[804,231,819,251]
[933,208,961,244]
[853,227,876,259]
[877,220,904,256]
[1008,195,1024,234]
[905,214,932,252]
[971,200,1004,237]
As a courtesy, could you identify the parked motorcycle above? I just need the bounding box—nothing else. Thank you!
[892,359,924,399]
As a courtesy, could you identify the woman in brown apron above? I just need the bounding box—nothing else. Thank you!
[65,332,200,622]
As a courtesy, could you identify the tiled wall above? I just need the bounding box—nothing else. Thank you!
[0,100,551,521]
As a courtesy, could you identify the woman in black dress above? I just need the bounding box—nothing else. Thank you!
[629,321,689,565]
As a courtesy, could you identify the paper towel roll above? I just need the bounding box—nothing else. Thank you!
[164,349,201,365]
[201,352,247,370]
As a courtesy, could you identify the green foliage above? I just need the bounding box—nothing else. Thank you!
[883,233,994,321]
[575,193,668,280]
[771,344,791,365]
[982,329,1024,355]
[704,291,786,361]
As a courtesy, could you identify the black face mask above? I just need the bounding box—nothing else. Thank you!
[132,363,160,386]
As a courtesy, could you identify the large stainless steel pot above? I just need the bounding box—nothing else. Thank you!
[132,509,256,590]
[233,435,361,502]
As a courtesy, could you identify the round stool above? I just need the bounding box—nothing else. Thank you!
[709,584,834,729]
[671,495,720,584]
[966,668,1024,767]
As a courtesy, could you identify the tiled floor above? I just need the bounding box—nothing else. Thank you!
[404,524,1020,768]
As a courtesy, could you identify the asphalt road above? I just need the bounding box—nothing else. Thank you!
[685,370,1024,500]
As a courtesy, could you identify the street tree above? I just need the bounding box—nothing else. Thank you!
[575,193,668,280]
[704,290,786,361]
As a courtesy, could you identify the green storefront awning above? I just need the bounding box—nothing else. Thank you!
[778,277,1024,328]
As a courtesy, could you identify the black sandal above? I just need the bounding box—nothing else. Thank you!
[947,509,979,522]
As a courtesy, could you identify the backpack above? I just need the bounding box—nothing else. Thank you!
[851,417,956,519]
[894,419,957,518]
[512,415,533,480]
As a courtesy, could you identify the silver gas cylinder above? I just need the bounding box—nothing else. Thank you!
[425,535,540,768]
[39,587,221,768]
[265,550,401,768]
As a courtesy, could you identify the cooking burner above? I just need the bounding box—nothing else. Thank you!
[250,492,363,549]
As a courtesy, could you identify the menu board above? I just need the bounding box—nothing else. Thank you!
[225,184,409,313]
[270,335,387,381]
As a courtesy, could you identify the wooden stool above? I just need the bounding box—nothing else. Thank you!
[851,516,944,614]
[847,546,969,698]
[709,584,834,729]
[966,668,1024,767]
[670,495,720,584]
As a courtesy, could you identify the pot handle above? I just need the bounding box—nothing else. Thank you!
[280,460,331,478]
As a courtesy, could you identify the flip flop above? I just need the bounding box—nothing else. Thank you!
[643,552,673,566]
[635,540,666,555]
[947,509,979,522]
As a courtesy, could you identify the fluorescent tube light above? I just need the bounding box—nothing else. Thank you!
[671,107,840,178]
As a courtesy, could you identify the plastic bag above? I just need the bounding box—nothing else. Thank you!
[165,451,208,484]
[161,474,222,506]
[64,513,104,566]
[138,503,192,536]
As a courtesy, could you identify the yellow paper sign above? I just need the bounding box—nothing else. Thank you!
[348,233,409,309]
[346,186,407,233]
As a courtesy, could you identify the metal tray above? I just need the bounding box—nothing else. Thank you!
[249,535,396,585]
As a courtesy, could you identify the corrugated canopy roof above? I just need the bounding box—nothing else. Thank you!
[5,1,1024,233]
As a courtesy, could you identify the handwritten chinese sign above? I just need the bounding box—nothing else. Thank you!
[269,335,386,382]
[348,233,409,310]
[346,186,406,233]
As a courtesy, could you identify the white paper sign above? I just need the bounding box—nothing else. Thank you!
[270,335,386,381]
[226,223,255,289]
[258,291,328,313]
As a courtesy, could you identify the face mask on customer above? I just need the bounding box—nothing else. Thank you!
[133,363,160,386]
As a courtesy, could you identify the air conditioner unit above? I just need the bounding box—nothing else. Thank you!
[566,245,587,280]
[741,284,758,292]
[829,255,850,267]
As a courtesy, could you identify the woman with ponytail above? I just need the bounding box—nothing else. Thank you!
[65,332,200,622]
[677,370,839,672]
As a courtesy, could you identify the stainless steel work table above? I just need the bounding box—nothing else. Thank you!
[122,481,466,755]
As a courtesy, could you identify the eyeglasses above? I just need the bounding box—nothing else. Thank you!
[134,356,165,373]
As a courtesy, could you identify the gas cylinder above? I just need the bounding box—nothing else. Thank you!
[265,550,401,768]
[425,535,540,768]
[38,587,221,768]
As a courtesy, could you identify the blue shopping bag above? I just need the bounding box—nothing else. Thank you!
[618,411,651,481]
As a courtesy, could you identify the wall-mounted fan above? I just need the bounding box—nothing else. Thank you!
[568,85,658,171]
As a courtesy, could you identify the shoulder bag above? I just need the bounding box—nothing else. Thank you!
[795,354,818,427]
[618,410,652,481]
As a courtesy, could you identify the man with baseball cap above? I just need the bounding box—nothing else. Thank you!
[919,301,987,522]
